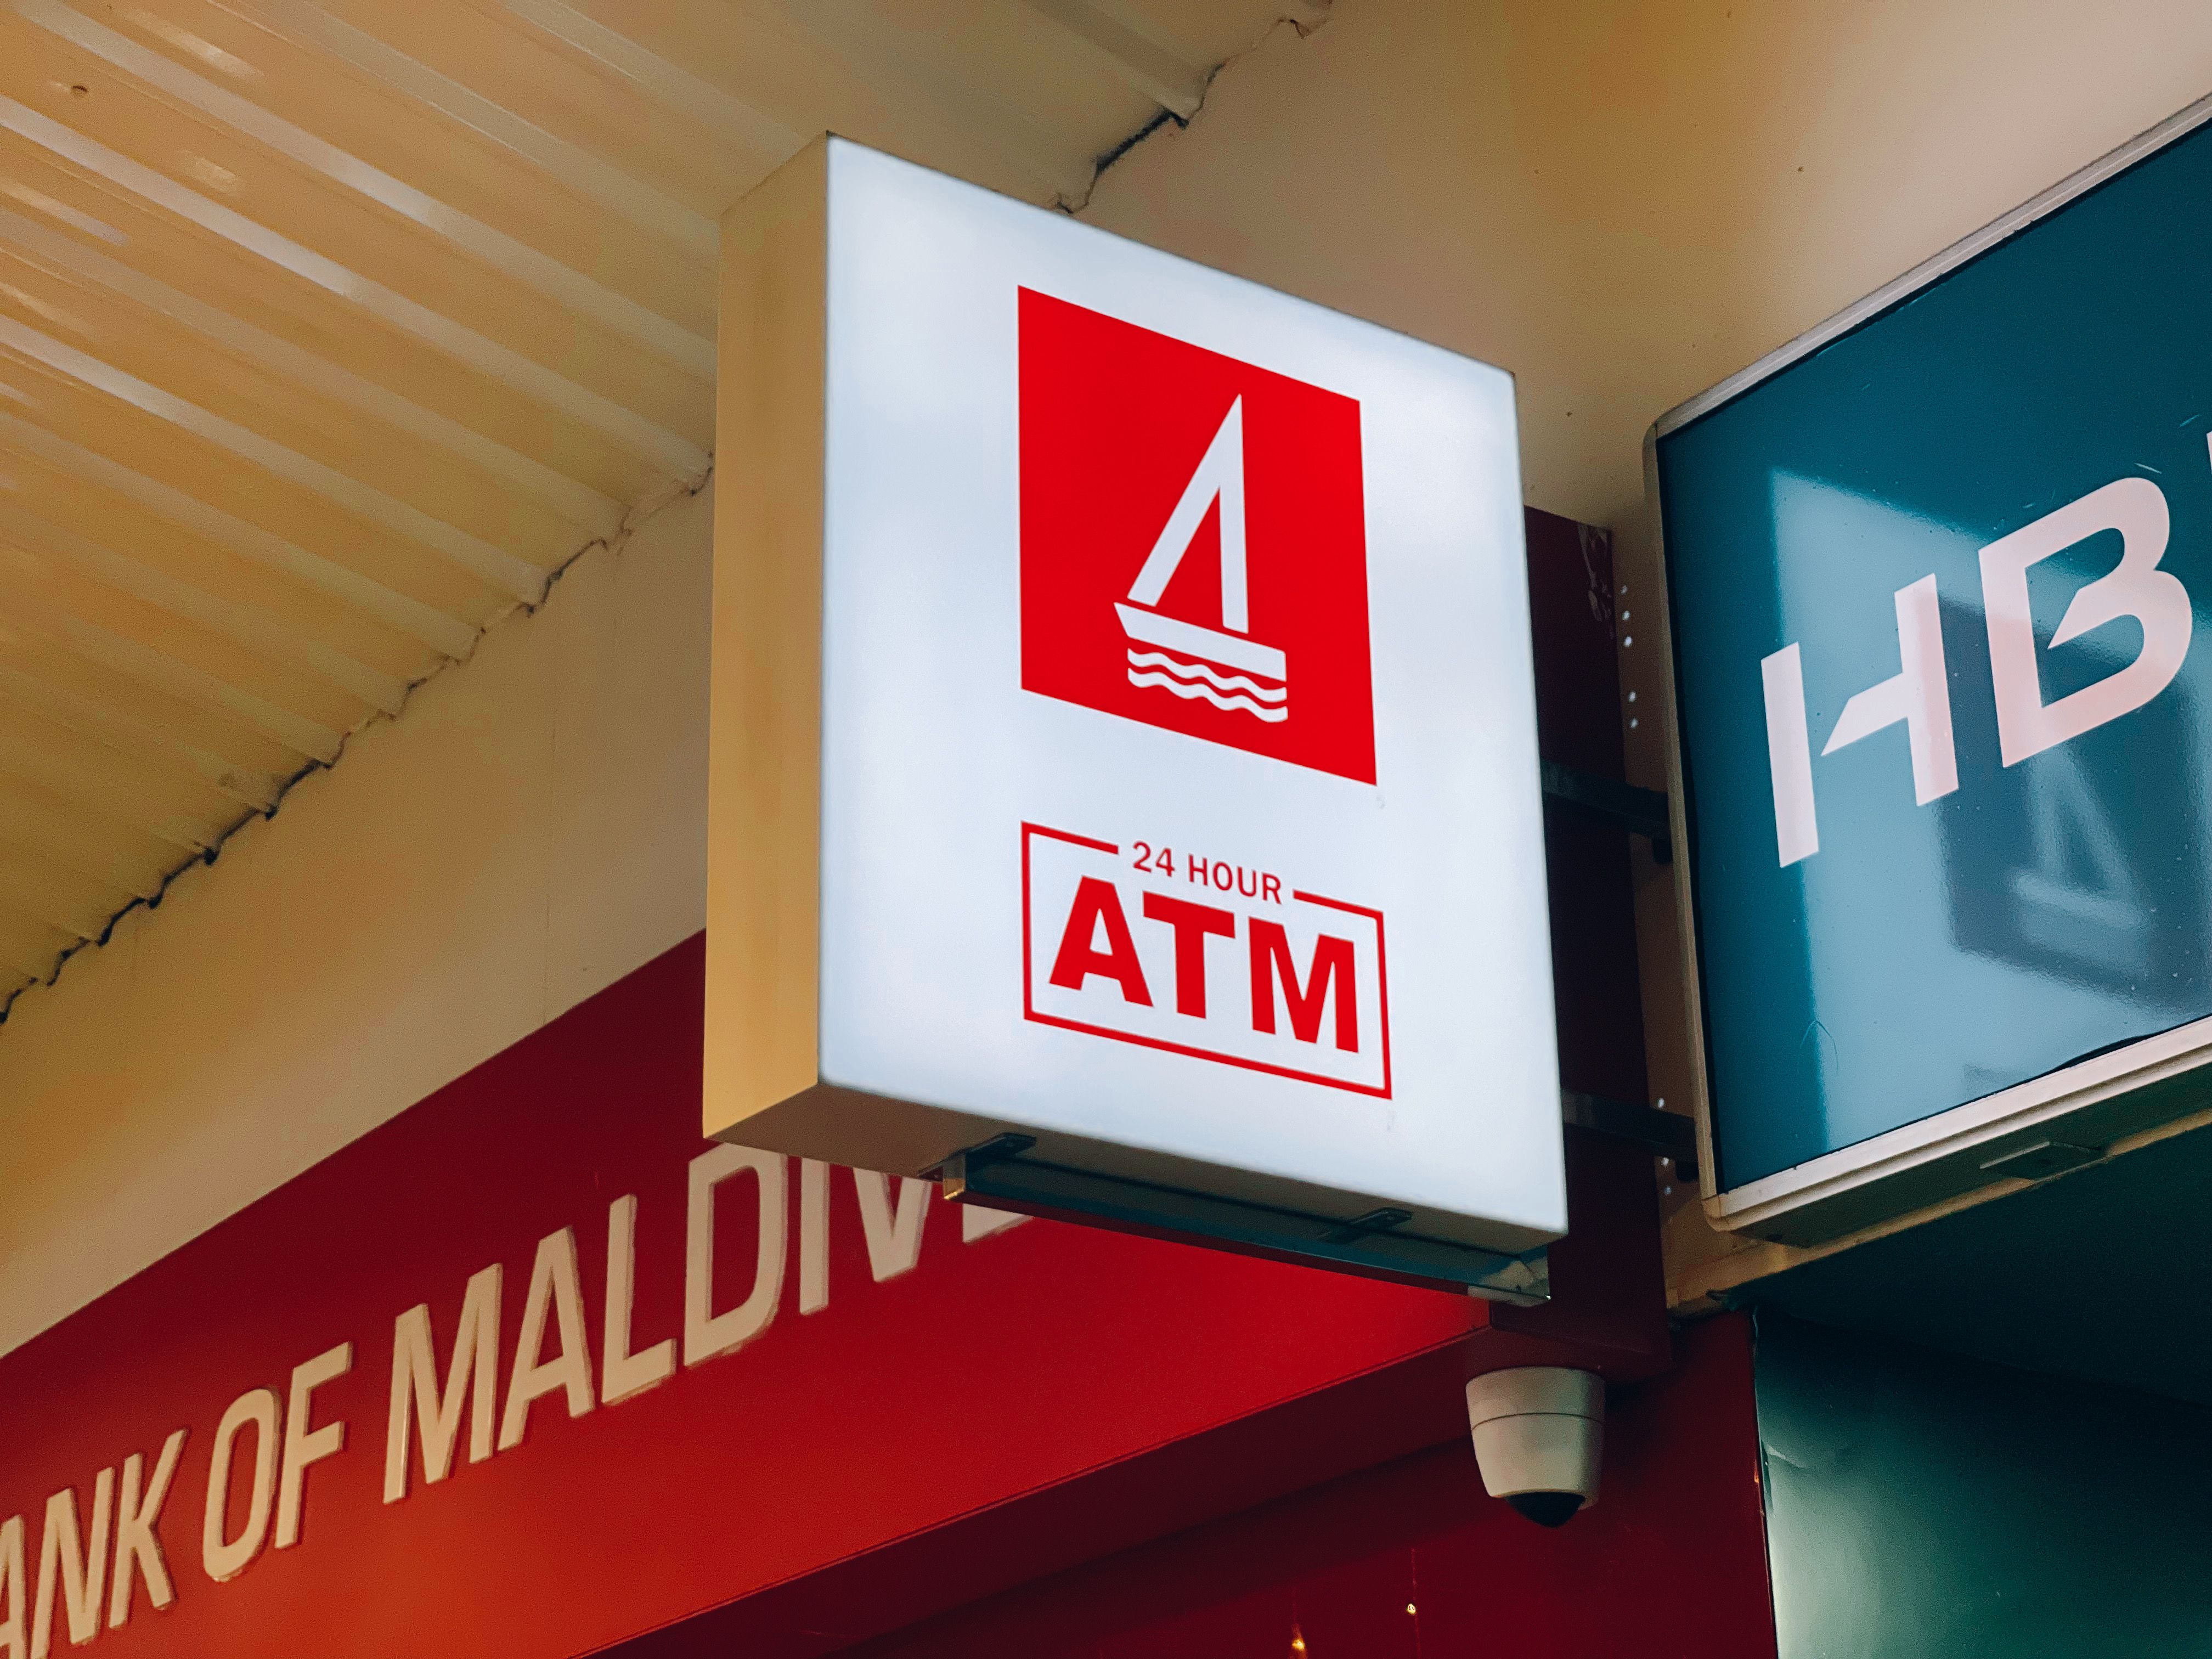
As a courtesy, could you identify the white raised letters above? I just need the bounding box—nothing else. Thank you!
[1821,574,1957,804]
[1760,642,1818,866]
[798,1159,831,1315]
[276,1345,351,1549]
[383,1263,501,1503]
[962,1204,1026,1243]
[0,1149,1032,1633]
[1763,577,1956,868]
[106,1431,184,1629]
[1762,475,2193,865]
[0,1514,22,1658]
[1981,475,2191,766]
[31,1471,110,1656]
[499,1229,595,1451]
[602,1196,675,1406]
[683,1146,786,1367]
[200,1391,276,1584]
[854,1172,929,1283]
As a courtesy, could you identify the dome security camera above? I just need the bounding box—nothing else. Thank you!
[1464,1367,1604,1528]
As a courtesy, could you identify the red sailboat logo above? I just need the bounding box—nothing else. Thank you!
[1115,397,1289,724]
[1017,286,1374,782]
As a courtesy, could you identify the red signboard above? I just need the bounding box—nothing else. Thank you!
[0,937,1515,1659]
[1016,287,1377,784]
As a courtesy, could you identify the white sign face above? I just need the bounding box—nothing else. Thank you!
[795,140,1562,1256]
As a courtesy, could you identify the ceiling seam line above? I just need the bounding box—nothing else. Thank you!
[0,458,714,1025]
[1060,8,1330,214]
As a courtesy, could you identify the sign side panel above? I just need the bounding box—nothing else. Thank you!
[707,139,830,1142]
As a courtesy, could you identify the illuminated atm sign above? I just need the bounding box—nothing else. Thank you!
[704,139,1561,1294]
[1655,99,2212,1240]
[1023,823,1390,1097]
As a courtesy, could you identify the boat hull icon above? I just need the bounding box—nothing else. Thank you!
[1114,396,1289,723]
[1018,289,1375,783]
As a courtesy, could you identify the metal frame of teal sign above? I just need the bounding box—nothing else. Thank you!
[1651,92,2212,1244]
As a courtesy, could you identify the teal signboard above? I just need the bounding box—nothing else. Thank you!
[1656,100,2212,1233]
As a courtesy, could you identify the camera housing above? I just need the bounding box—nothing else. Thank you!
[1464,1366,1605,1527]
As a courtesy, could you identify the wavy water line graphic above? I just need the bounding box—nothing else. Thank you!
[1128,669,1290,721]
[1125,650,1288,702]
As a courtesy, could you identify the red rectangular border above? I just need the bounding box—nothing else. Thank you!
[1020,822,1393,1099]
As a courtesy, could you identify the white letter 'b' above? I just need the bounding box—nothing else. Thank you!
[1980,476,2192,767]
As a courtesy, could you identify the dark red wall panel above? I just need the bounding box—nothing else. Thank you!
[837,1317,1774,1659]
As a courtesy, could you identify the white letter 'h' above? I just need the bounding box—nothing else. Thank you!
[1762,575,1957,867]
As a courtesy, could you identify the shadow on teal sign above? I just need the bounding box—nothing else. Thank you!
[1756,1314,2212,1657]
[1657,117,2212,1190]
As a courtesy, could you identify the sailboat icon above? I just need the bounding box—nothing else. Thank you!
[1115,397,1290,723]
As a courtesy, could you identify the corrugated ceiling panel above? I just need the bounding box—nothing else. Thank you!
[0,0,1328,1011]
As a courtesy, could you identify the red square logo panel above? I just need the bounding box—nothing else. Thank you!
[1018,289,1377,784]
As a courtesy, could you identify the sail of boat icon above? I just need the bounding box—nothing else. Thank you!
[1116,397,1289,723]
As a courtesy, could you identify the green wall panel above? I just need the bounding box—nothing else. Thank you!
[1757,1314,2212,1656]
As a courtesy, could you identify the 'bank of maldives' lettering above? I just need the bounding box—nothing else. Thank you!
[1760,475,2195,866]
[0,1156,1020,1652]
[1023,825,1391,1097]
[1018,288,1378,784]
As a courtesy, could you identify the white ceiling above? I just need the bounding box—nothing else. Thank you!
[0,0,1323,1011]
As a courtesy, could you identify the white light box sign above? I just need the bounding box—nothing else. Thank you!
[706,138,1560,1295]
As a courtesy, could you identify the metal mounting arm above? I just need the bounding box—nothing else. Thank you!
[1540,761,1672,864]
[1562,1090,1697,1181]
